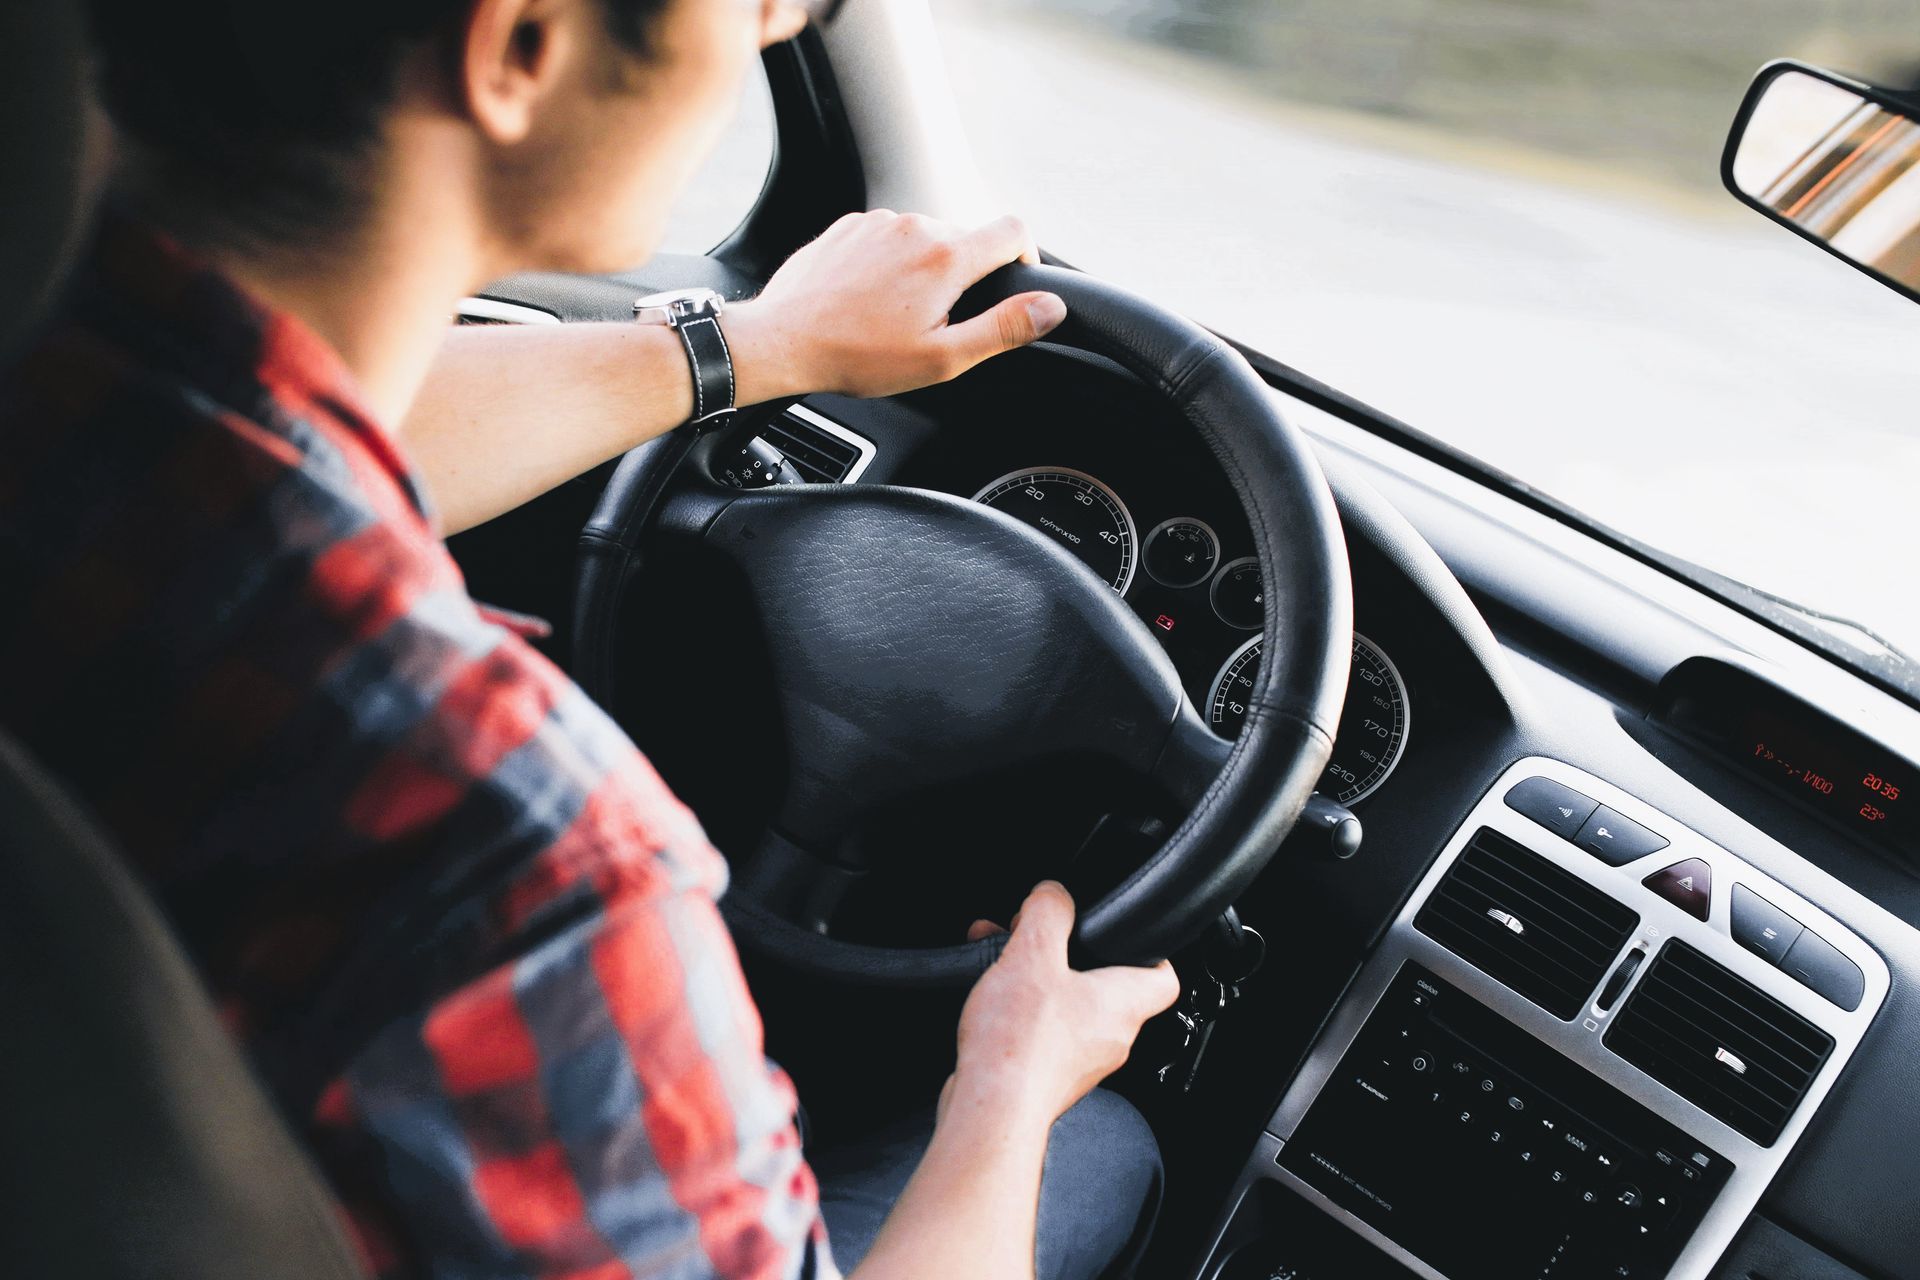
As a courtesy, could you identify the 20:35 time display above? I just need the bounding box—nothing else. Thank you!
[1862,772,1901,801]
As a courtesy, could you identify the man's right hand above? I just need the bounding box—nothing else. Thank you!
[844,882,1175,1279]
[949,881,1181,1128]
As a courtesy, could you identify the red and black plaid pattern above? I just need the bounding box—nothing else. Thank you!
[0,217,834,1280]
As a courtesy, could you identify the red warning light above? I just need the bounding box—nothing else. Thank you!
[1154,613,1177,632]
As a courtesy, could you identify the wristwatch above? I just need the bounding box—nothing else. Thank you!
[632,287,735,428]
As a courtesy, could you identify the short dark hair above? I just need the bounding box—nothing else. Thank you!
[85,0,671,247]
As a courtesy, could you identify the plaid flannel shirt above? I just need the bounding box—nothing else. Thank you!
[0,216,834,1280]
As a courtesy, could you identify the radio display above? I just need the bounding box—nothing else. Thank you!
[1740,705,1912,843]
[1662,659,1920,861]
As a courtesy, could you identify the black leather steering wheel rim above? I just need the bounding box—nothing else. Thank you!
[575,263,1351,984]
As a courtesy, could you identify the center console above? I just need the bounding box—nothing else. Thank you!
[1198,758,1887,1280]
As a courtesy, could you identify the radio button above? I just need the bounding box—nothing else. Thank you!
[1576,807,1670,865]
[1782,929,1866,1012]
[1504,776,1599,838]
[1731,885,1803,965]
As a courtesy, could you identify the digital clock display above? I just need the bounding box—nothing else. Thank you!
[1662,660,1920,864]
[1736,705,1914,847]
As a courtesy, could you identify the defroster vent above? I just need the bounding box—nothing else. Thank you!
[1605,940,1834,1145]
[1416,828,1639,1020]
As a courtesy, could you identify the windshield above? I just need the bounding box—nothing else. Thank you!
[930,0,1920,660]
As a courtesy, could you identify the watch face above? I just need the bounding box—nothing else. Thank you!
[633,287,723,321]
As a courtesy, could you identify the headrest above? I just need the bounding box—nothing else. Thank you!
[0,3,103,362]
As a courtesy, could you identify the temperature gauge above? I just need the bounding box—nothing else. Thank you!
[1143,517,1221,589]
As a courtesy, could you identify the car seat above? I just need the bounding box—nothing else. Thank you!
[0,4,371,1275]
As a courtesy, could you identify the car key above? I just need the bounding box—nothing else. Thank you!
[1158,918,1266,1091]
[1159,975,1235,1092]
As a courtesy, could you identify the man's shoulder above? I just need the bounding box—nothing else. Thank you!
[0,297,459,800]
[3,315,294,514]
[0,302,428,575]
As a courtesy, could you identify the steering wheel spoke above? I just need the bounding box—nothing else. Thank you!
[1150,701,1236,810]
[731,827,866,934]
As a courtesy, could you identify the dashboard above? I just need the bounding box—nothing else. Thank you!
[702,367,1901,1280]
[454,277,1920,1280]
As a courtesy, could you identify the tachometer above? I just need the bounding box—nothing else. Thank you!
[972,467,1137,593]
[1208,632,1411,805]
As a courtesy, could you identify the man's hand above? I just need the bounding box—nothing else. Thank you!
[949,881,1180,1128]
[846,881,1175,1279]
[724,210,1068,402]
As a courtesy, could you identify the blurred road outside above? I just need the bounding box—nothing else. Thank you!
[931,0,1920,663]
[668,0,1920,663]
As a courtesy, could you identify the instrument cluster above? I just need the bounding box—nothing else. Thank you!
[972,464,1412,807]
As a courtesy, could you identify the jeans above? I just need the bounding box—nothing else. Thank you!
[813,1088,1163,1279]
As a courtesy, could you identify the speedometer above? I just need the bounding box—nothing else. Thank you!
[1208,632,1411,805]
[972,467,1137,593]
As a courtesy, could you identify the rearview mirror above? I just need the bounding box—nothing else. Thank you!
[1724,60,1920,304]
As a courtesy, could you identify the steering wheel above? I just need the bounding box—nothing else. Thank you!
[574,264,1351,984]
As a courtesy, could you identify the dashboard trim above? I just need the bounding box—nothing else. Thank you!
[1200,756,1890,1280]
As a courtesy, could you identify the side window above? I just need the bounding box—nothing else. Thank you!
[657,64,776,254]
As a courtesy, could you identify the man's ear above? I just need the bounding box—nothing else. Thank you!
[462,0,573,145]
[760,2,809,48]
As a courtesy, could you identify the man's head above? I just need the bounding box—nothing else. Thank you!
[86,0,808,276]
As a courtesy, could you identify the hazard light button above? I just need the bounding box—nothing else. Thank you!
[1642,859,1713,921]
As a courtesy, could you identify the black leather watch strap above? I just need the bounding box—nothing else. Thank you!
[675,313,735,426]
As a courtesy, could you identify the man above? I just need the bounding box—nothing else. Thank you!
[0,1,1179,1278]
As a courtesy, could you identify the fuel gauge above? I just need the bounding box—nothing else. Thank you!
[1210,557,1264,630]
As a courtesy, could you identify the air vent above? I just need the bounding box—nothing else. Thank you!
[1605,940,1834,1146]
[1415,828,1640,1019]
[759,406,875,483]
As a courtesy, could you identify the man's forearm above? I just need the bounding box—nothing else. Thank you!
[402,211,1063,537]
[401,307,803,535]
[847,1079,1052,1280]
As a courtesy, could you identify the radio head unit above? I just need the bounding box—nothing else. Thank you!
[1279,963,1729,1280]
[1199,759,1887,1280]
